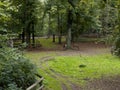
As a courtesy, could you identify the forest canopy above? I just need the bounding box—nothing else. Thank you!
[0,0,120,55]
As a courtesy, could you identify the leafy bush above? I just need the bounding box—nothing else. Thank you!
[0,48,37,90]
[0,34,8,47]
[113,36,120,56]
[5,83,22,90]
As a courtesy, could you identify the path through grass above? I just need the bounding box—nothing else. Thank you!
[26,52,120,90]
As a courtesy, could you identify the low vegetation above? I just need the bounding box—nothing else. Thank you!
[26,52,120,90]
[0,48,37,90]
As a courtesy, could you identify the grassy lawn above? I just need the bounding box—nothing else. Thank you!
[25,52,120,90]
[78,37,99,42]
[35,37,65,48]
[36,38,57,48]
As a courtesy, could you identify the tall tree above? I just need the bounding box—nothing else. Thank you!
[66,0,75,48]
[12,0,38,46]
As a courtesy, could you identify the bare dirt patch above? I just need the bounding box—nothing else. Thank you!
[27,42,110,56]
[84,76,120,90]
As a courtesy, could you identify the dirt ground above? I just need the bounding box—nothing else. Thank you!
[27,42,110,56]
[28,42,120,90]
[84,76,120,90]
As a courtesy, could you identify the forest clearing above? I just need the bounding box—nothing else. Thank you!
[25,38,120,90]
[0,0,120,90]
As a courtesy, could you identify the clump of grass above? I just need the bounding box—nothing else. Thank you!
[79,64,86,68]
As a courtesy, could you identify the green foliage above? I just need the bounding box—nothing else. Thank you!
[0,0,120,55]
[0,34,8,47]
[113,36,120,56]
[37,0,119,42]
[5,83,22,90]
[0,48,37,90]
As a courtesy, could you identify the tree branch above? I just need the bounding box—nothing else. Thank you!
[68,0,75,9]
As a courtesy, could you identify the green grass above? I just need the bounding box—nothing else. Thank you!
[48,55,120,82]
[36,38,57,48]
[13,37,65,49]
[35,37,65,48]
[78,37,99,42]
[25,52,120,90]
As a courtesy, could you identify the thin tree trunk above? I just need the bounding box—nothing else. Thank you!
[53,34,55,42]
[32,22,35,47]
[67,27,72,48]
[22,28,25,43]
[26,23,31,46]
[48,12,51,38]
[22,6,26,43]
[59,14,63,44]
[57,5,62,44]
[118,0,120,33]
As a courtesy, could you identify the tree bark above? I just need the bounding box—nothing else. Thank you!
[53,34,55,42]
[32,22,35,47]
[22,28,25,43]
[118,1,120,33]
[66,9,72,49]
[26,23,31,45]
[48,12,51,38]
[67,27,72,48]
[57,5,62,44]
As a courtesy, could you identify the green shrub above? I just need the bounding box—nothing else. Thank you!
[0,48,37,90]
[5,83,22,90]
[113,36,120,56]
[0,34,8,47]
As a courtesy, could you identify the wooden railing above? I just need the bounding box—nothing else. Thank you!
[26,77,44,90]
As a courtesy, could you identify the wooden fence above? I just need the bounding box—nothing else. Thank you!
[26,77,44,90]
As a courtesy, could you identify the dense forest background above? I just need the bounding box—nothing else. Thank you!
[0,0,120,55]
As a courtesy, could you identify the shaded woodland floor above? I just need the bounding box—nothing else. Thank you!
[27,42,110,53]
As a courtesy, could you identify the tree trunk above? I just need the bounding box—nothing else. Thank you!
[67,27,72,48]
[53,34,55,42]
[66,9,72,49]
[57,5,62,44]
[22,28,25,43]
[26,23,31,46]
[71,33,74,42]
[32,22,35,47]
[118,1,120,33]
[58,35,62,44]
[48,12,51,38]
